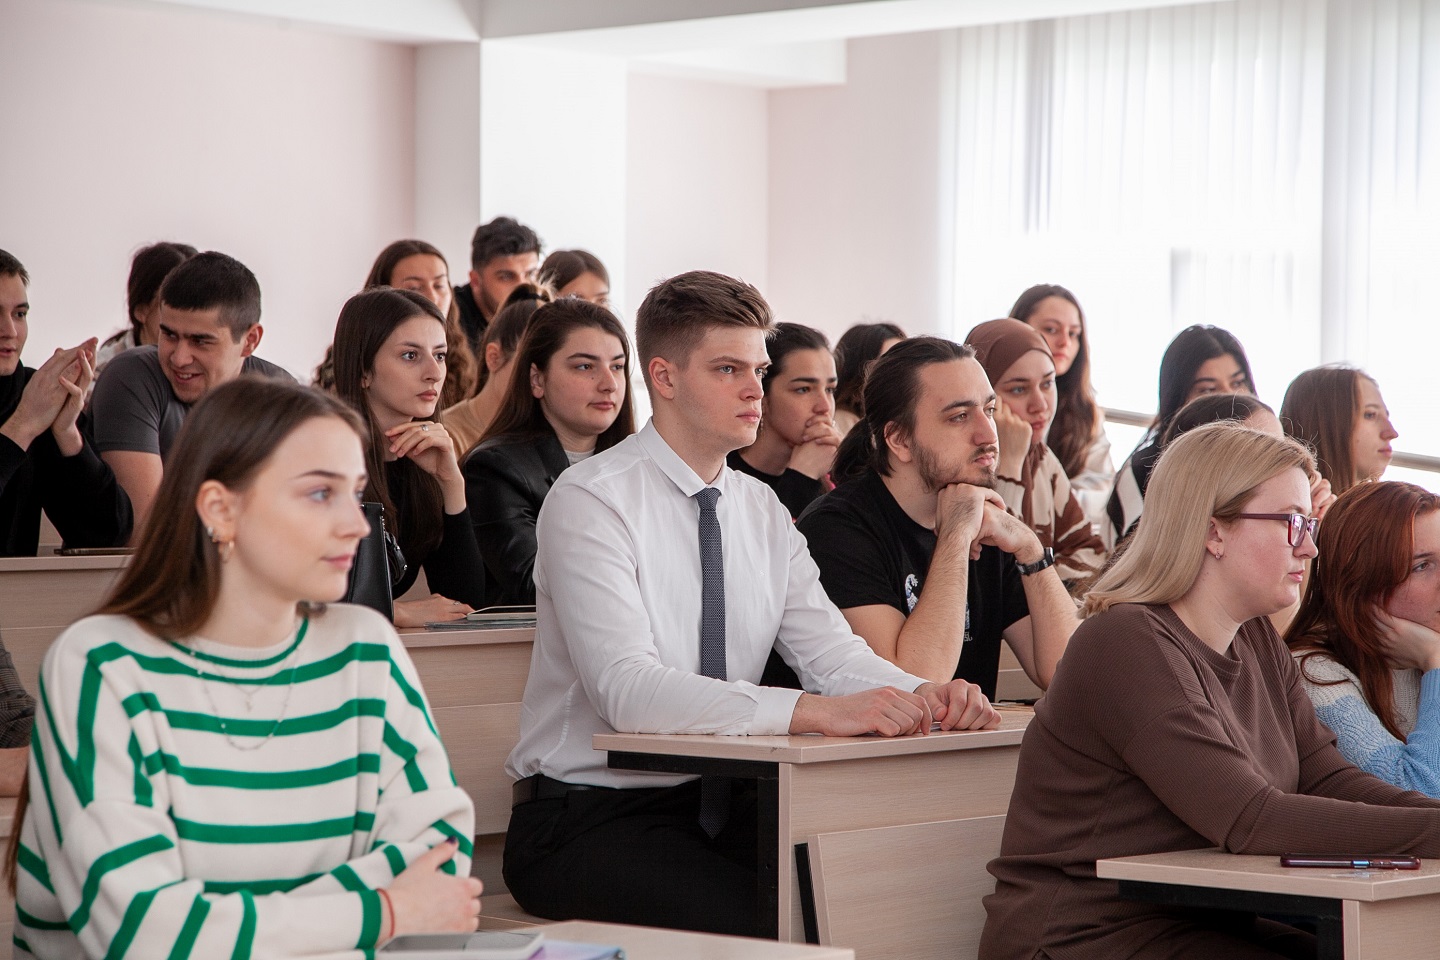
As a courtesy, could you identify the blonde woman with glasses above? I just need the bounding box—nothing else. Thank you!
[981,423,1440,960]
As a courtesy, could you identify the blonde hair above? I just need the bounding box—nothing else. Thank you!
[1082,423,1315,617]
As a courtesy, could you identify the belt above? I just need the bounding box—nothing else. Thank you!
[512,773,611,808]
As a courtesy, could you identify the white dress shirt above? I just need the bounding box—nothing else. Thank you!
[506,419,930,788]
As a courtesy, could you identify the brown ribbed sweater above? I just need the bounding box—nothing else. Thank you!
[981,603,1440,960]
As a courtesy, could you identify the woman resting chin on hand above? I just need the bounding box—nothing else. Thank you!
[1288,481,1440,797]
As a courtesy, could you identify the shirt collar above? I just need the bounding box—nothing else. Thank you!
[635,419,731,500]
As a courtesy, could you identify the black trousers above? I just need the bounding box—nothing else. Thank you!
[503,778,761,937]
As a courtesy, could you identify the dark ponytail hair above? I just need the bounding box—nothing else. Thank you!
[833,336,976,483]
[833,322,906,419]
[127,242,197,341]
[477,284,551,390]
[1160,393,1273,448]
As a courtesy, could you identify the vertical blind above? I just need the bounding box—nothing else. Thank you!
[951,0,1440,461]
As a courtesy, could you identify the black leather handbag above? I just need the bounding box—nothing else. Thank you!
[342,502,406,620]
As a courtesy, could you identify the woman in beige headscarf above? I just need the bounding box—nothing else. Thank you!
[966,318,1107,588]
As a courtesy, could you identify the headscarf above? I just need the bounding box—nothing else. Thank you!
[965,317,1053,389]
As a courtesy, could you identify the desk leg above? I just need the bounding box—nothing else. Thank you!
[755,772,779,940]
[1343,897,1440,960]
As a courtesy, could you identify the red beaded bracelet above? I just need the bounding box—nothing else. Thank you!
[377,888,396,941]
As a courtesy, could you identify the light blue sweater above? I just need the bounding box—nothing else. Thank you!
[1294,651,1440,797]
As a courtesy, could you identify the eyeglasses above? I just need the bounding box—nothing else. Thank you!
[1234,513,1319,548]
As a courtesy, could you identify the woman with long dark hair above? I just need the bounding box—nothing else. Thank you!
[462,298,636,604]
[363,240,479,409]
[11,378,480,958]
[1105,325,1256,547]
[1280,365,1399,497]
[1009,284,1111,528]
[332,288,486,627]
[832,321,905,438]
[1287,482,1440,794]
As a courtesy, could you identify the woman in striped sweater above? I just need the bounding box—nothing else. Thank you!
[10,378,480,959]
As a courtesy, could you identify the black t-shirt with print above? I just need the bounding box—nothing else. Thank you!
[794,468,1029,699]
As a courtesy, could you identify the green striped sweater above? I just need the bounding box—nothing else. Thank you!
[14,604,474,959]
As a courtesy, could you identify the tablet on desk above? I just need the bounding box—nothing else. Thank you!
[379,931,543,959]
[424,605,538,631]
[466,605,537,624]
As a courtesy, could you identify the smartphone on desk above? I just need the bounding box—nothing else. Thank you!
[379,931,544,959]
[1280,854,1421,870]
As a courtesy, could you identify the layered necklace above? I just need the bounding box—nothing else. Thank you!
[179,618,308,752]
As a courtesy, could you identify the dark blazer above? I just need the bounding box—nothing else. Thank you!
[462,430,571,605]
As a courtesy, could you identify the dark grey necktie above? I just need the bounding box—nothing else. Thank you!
[693,486,729,837]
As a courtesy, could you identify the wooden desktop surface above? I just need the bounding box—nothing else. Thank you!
[539,921,854,959]
[594,705,1031,763]
[1097,847,1440,901]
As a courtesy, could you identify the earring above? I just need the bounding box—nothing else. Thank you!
[209,528,235,563]
[1210,548,1223,560]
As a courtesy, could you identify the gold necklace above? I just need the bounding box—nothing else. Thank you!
[180,620,307,752]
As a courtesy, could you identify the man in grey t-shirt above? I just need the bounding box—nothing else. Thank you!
[90,252,293,533]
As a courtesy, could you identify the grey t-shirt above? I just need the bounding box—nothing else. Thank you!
[90,345,295,460]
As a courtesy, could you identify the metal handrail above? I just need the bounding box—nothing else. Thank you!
[1101,407,1440,474]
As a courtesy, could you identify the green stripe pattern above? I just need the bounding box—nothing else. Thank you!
[12,609,475,960]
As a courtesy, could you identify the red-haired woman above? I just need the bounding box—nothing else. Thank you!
[1287,481,1440,795]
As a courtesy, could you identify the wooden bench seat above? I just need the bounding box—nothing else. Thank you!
[806,815,1005,960]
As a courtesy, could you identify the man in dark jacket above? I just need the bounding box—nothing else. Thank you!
[453,216,542,352]
[0,248,132,556]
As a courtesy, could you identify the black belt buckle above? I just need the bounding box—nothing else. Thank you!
[512,774,605,808]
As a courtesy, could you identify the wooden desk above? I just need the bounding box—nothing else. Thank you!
[596,706,1032,942]
[539,920,854,959]
[0,554,130,696]
[399,626,534,893]
[1097,847,1440,960]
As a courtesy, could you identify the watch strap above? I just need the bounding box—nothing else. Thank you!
[1017,546,1055,576]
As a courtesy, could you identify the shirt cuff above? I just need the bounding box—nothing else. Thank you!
[750,686,804,736]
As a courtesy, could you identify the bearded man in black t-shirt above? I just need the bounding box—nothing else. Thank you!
[796,336,1079,698]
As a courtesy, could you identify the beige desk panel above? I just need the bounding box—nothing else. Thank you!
[540,920,854,959]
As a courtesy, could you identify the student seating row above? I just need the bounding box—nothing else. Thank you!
[0,556,1026,959]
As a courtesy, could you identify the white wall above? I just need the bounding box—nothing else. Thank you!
[2,0,416,379]
[479,41,629,314]
[767,32,952,343]
[625,73,770,315]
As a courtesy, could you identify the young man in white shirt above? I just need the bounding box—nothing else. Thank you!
[503,270,1000,936]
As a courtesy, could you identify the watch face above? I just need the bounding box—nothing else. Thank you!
[1019,548,1054,574]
